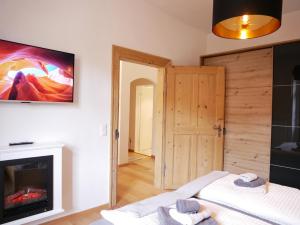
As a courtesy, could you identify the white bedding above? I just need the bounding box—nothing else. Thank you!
[101,199,273,225]
[196,174,300,225]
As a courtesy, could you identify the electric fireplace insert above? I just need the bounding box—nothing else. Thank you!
[0,156,53,224]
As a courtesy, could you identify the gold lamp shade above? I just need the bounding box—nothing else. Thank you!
[212,0,283,40]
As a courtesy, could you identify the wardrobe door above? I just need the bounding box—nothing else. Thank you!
[271,42,300,188]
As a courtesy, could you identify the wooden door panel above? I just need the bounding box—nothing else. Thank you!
[165,67,176,188]
[174,74,198,129]
[164,66,225,189]
[198,74,217,132]
[172,135,192,187]
[189,135,198,180]
[197,135,215,175]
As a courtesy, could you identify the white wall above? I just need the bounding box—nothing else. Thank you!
[134,85,154,156]
[0,0,206,222]
[119,61,157,165]
[206,10,300,54]
[129,79,154,153]
[110,0,206,65]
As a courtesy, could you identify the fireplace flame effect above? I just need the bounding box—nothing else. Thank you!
[5,188,47,209]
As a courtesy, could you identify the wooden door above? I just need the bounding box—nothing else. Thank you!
[164,66,225,189]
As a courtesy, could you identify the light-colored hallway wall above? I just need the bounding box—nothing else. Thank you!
[134,85,154,156]
[119,61,158,165]
[129,79,155,153]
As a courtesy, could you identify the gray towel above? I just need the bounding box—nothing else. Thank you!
[158,207,182,225]
[234,177,266,188]
[197,218,218,225]
[176,199,200,213]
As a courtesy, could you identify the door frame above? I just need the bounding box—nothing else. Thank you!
[110,45,171,207]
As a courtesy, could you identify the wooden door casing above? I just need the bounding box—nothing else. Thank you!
[164,66,225,189]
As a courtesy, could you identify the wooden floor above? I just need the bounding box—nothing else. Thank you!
[42,206,106,225]
[43,153,161,225]
[127,151,148,162]
[116,153,161,207]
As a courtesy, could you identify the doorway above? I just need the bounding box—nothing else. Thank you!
[117,61,160,206]
[110,46,225,207]
[110,46,171,207]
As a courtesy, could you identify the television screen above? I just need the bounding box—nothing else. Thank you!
[0,40,74,103]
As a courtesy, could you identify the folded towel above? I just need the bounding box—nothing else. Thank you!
[158,207,182,225]
[176,199,200,213]
[196,218,218,225]
[234,177,266,188]
[239,173,258,182]
[169,209,211,225]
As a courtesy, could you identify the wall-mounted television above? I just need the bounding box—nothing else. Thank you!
[0,39,74,103]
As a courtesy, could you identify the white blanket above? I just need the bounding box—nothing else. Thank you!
[197,174,300,225]
[118,171,229,217]
[101,199,273,225]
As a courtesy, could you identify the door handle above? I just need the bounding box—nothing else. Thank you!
[213,125,223,137]
[115,129,120,140]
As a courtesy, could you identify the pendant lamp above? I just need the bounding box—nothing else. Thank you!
[212,0,283,39]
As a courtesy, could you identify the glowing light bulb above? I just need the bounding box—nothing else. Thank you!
[239,15,250,39]
[242,15,249,24]
[240,29,248,39]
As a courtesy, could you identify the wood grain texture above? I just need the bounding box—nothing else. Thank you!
[154,68,165,188]
[203,48,273,178]
[164,66,225,189]
[42,204,108,225]
[200,38,300,65]
[116,154,162,207]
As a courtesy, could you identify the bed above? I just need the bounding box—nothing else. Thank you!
[94,198,275,225]
[196,174,300,225]
[92,171,300,225]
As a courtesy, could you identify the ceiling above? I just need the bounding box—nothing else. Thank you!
[144,0,300,32]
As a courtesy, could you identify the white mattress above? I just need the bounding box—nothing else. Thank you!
[101,199,272,225]
[196,174,300,225]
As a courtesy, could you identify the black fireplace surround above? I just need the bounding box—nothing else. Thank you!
[0,156,53,224]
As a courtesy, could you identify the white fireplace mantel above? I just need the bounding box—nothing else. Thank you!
[0,143,64,225]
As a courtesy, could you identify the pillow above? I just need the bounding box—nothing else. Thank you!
[101,209,139,225]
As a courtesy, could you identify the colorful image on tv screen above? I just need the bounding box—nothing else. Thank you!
[0,40,74,102]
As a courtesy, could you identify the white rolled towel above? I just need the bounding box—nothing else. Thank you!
[169,209,211,225]
[239,173,258,182]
